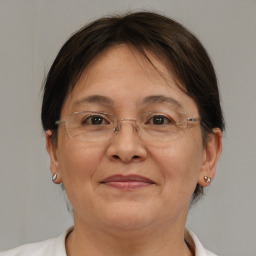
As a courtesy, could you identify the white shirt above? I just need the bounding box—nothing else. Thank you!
[0,228,218,256]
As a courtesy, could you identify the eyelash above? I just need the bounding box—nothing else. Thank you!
[146,115,175,125]
[81,115,110,125]
[80,113,176,126]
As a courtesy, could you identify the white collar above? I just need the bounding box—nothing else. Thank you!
[185,229,218,256]
[51,227,218,256]
[3,227,216,256]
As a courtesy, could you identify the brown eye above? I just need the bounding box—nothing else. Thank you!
[82,115,108,125]
[150,115,174,125]
[90,115,104,125]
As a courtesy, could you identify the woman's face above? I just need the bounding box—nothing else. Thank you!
[47,45,220,233]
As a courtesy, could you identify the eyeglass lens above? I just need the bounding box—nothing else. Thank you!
[63,111,192,142]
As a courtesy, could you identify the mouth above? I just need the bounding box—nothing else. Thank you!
[100,174,155,190]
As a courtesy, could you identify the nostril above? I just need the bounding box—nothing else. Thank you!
[112,155,140,160]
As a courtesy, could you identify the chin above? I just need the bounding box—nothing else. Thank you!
[97,203,157,232]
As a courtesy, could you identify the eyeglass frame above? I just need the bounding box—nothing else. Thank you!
[55,111,201,142]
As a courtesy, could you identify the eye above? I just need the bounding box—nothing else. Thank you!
[81,114,109,125]
[148,115,175,125]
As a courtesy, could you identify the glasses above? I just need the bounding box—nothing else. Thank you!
[55,111,200,142]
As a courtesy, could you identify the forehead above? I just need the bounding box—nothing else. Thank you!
[81,44,178,88]
[62,44,198,115]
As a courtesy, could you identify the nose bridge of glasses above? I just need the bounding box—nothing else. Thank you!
[114,118,139,133]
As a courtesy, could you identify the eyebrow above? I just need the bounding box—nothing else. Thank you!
[73,95,114,107]
[72,94,182,109]
[142,95,182,108]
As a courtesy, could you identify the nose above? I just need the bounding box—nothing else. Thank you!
[113,118,139,133]
[106,120,147,163]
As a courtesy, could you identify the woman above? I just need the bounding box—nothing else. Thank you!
[1,11,224,256]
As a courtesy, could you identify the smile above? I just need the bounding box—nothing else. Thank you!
[100,174,155,190]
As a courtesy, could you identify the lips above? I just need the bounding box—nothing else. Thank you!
[100,175,155,189]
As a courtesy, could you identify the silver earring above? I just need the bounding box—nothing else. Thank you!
[52,173,57,182]
[204,176,211,183]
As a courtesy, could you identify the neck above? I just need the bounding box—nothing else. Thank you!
[65,217,193,256]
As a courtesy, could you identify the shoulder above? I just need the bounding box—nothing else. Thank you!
[0,227,73,256]
[185,229,219,256]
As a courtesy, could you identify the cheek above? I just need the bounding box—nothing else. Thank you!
[57,140,106,185]
[149,135,204,193]
[56,140,109,212]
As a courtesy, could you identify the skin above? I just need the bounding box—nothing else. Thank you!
[46,44,222,256]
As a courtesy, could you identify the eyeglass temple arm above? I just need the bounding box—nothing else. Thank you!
[187,117,199,122]
[55,120,65,125]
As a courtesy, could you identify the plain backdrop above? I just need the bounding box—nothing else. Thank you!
[0,0,255,255]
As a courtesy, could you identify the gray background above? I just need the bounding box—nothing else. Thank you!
[0,0,255,255]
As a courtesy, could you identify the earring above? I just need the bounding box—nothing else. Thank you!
[204,176,211,183]
[52,173,57,182]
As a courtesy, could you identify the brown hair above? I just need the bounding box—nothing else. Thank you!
[41,11,225,202]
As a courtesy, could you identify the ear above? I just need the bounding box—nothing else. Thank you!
[198,128,222,187]
[46,130,63,184]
